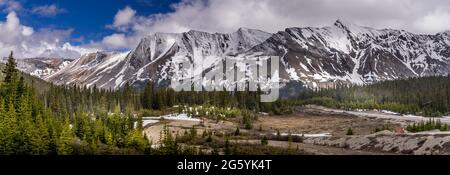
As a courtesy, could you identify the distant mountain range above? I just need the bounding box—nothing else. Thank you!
[1,57,71,78]
[14,20,450,91]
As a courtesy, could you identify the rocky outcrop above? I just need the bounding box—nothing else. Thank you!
[304,131,450,155]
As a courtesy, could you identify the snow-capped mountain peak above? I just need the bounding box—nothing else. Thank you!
[44,21,450,92]
[46,28,272,89]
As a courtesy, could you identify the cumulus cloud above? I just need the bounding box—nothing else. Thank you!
[113,6,136,28]
[0,1,97,58]
[102,33,127,48]
[101,6,144,49]
[102,0,450,50]
[0,12,32,43]
[31,4,67,17]
[0,11,97,58]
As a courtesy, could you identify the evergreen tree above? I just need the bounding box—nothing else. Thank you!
[224,137,231,155]
[2,51,18,84]
[34,114,50,154]
[57,116,74,155]
[105,129,115,147]
[17,94,35,154]
[234,127,240,136]
[261,136,268,145]
[0,100,18,154]
[346,128,354,135]
[125,129,148,153]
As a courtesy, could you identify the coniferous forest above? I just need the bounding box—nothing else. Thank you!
[0,52,156,155]
[297,76,450,116]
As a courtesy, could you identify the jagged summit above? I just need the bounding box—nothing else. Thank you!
[236,27,266,33]
[332,19,384,38]
[333,19,354,28]
[333,19,366,33]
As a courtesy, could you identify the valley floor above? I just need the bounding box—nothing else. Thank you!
[142,105,450,155]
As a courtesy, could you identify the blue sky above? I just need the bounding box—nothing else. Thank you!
[3,0,180,45]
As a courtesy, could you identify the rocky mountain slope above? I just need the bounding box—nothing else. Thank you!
[46,28,272,89]
[45,20,450,89]
[247,20,450,88]
[304,131,450,155]
[1,57,72,78]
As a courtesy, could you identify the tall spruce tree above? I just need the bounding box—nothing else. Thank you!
[2,51,18,84]
[57,116,74,155]
[0,100,18,154]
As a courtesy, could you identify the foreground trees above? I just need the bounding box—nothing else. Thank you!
[0,52,150,155]
[0,52,54,154]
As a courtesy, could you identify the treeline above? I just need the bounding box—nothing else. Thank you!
[139,82,292,114]
[43,76,292,118]
[297,76,450,116]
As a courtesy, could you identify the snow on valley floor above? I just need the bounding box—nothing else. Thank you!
[142,119,159,126]
[143,113,202,122]
[140,113,202,128]
[134,119,159,129]
[271,132,332,138]
[307,105,450,125]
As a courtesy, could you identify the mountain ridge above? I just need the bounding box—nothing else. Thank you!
[42,20,450,90]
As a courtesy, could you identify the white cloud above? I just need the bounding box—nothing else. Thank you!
[145,0,450,34]
[0,1,97,58]
[102,0,450,50]
[2,0,450,57]
[0,0,22,12]
[113,6,136,28]
[0,11,97,59]
[31,4,66,17]
[413,7,450,34]
[102,33,127,48]
[21,26,33,36]
[0,12,32,43]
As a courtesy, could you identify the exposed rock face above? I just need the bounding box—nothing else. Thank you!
[244,20,450,88]
[45,52,130,88]
[46,28,272,89]
[304,132,450,155]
